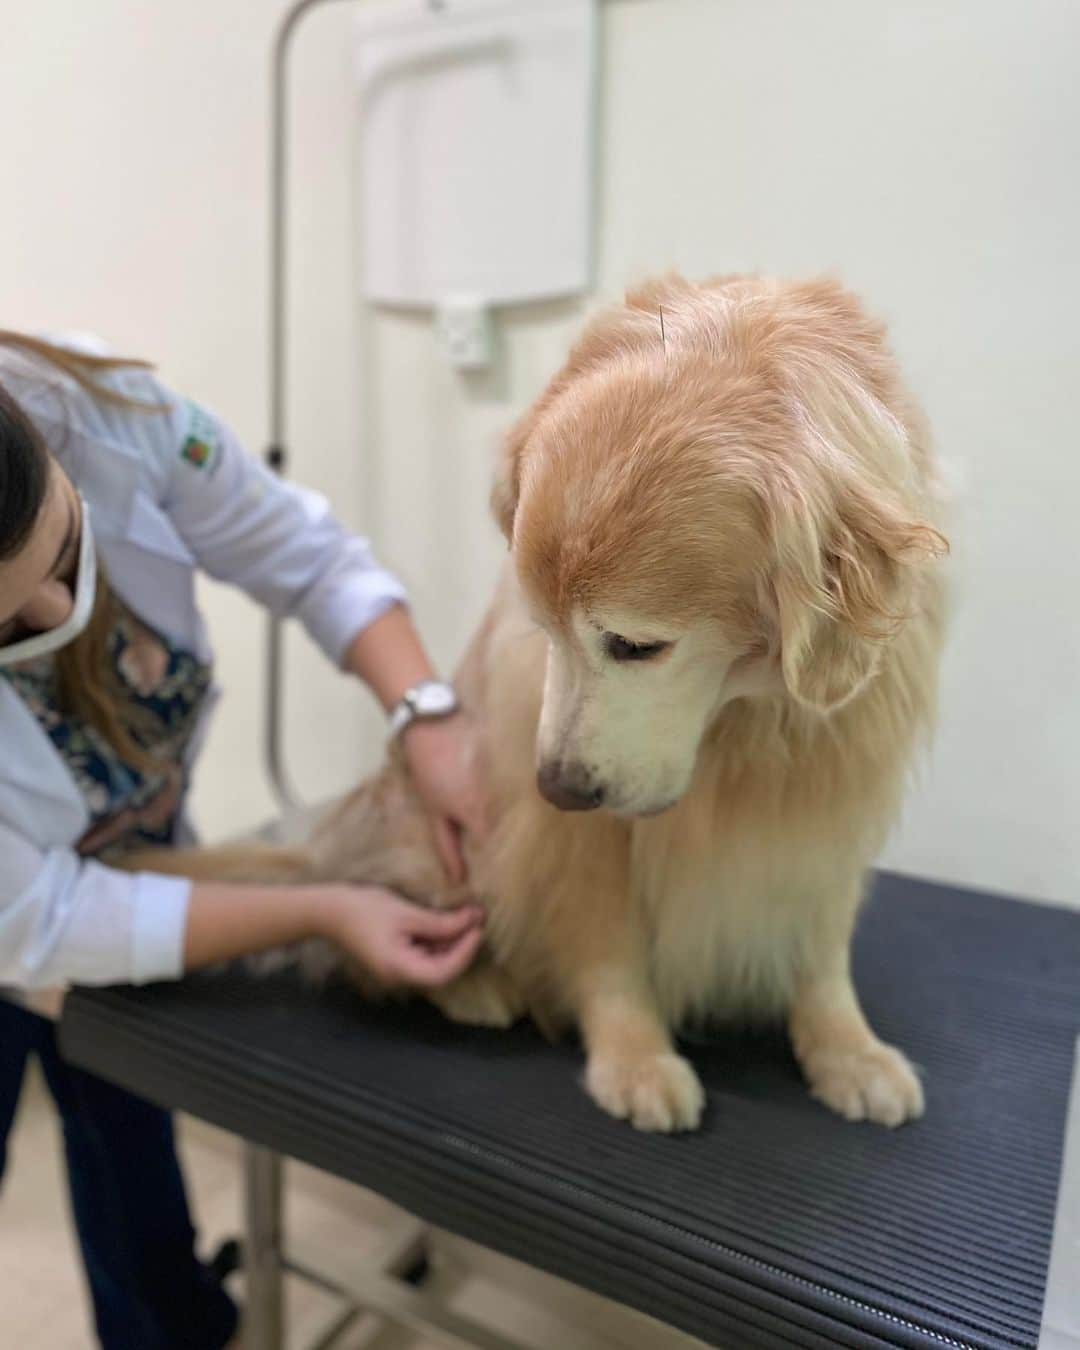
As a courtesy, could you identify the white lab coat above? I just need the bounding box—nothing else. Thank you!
[0,339,406,989]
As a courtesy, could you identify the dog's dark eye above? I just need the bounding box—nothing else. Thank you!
[604,634,671,663]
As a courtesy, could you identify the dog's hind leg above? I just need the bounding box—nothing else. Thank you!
[426,959,526,1028]
[112,841,315,884]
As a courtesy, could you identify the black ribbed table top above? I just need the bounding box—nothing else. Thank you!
[59,873,1080,1349]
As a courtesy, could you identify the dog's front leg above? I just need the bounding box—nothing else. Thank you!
[569,834,704,1132]
[789,877,924,1127]
[488,798,704,1132]
[578,960,706,1133]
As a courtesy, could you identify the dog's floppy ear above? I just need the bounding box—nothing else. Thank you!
[491,356,580,541]
[491,414,528,541]
[772,481,946,714]
[491,294,653,541]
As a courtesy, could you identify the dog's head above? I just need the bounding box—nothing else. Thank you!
[494,278,946,817]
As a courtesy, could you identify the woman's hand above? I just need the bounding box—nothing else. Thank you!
[344,607,486,880]
[341,608,487,882]
[401,713,486,884]
[321,885,486,988]
[183,879,483,988]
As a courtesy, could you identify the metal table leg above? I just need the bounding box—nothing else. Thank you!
[242,1141,540,1350]
[244,1143,285,1349]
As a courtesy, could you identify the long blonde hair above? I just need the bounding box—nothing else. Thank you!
[0,331,165,771]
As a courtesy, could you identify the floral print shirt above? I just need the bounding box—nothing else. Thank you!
[1,600,212,860]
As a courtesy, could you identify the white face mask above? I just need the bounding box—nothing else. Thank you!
[0,494,97,668]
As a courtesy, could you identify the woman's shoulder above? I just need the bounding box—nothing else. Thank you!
[3,330,176,413]
[0,333,185,491]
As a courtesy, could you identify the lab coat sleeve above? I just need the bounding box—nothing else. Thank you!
[0,819,190,989]
[156,394,408,666]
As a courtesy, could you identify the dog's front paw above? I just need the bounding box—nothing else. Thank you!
[802,1042,924,1127]
[585,1051,705,1132]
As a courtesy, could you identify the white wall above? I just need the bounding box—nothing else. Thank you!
[3,0,1077,906]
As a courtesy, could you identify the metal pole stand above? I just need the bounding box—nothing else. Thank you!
[253,7,554,1346]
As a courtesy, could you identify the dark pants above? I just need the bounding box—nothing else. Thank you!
[0,999,238,1350]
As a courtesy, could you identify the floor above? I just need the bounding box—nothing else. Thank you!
[0,1060,706,1349]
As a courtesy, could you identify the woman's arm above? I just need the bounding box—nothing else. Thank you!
[151,393,486,876]
[147,391,409,671]
[145,385,485,879]
[343,605,486,883]
[342,602,437,711]
[0,818,482,991]
[183,880,485,988]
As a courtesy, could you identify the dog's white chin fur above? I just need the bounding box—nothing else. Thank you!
[610,795,682,819]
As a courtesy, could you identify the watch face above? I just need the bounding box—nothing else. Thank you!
[414,682,457,717]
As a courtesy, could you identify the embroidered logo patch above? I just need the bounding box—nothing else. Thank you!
[180,402,221,473]
[181,436,212,468]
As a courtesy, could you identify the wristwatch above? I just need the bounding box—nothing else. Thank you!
[388,679,460,738]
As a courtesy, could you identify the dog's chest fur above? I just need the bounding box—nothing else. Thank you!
[632,818,809,1028]
[629,754,887,1030]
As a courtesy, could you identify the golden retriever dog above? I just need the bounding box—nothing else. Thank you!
[125,274,948,1133]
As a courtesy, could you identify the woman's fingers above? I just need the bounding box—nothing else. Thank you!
[406,902,485,940]
[433,816,467,884]
[402,923,485,987]
[464,788,489,841]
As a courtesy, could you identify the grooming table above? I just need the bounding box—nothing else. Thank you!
[58,873,1080,1350]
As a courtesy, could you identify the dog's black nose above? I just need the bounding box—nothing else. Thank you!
[537,762,605,812]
